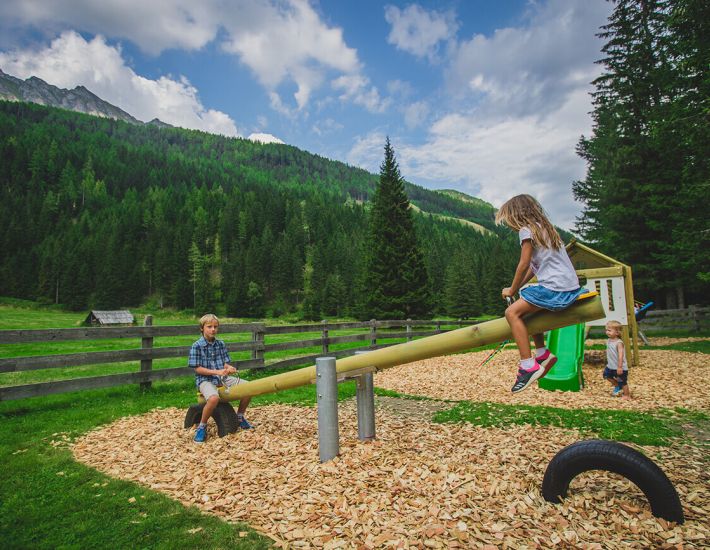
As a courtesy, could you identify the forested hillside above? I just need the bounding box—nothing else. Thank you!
[0,101,519,318]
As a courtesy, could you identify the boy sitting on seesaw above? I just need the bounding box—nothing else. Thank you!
[188,313,254,443]
[602,320,631,400]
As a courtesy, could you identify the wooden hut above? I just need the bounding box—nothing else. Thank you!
[84,310,135,326]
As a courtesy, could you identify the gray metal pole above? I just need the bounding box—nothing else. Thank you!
[354,351,376,441]
[316,356,339,462]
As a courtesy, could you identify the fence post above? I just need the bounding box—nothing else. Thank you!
[140,315,153,391]
[252,323,265,367]
[316,357,339,462]
[406,318,412,342]
[436,320,442,333]
[689,305,699,332]
[369,319,377,349]
[321,319,329,354]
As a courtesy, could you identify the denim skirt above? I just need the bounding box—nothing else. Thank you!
[520,285,583,311]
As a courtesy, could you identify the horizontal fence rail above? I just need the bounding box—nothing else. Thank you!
[638,305,709,332]
[0,317,478,401]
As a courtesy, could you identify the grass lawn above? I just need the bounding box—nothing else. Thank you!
[1,300,708,548]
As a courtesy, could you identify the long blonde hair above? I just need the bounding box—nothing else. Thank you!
[495,194,563,249]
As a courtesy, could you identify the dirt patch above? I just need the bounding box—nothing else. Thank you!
[375,396,451,421]
[677,418,710,447]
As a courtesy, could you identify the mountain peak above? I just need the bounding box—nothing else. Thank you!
[0,70,140,125]
[146,118,174,128]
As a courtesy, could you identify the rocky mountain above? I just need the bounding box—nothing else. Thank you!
[0,68,172,127]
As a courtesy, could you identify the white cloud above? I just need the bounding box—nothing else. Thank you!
[399,88,593,228]
[402,100,429,129]
[331,74,390,113]
[0,0,372,113]
[248,132,284,144]
[385,4,457,62]
[0,0,219,55]
[349,0,613,230]
[220,0,361,110]
[446,0,610,118]
[387,79,414,98]
[346,131,388,171]
[0,31,239,136]
[311,118,343,136]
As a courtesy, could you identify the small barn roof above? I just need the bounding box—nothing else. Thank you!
[85,310,135,325]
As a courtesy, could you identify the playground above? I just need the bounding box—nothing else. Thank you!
[72,339,710,548]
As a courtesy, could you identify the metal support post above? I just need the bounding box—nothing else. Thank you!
[354,351,376,441]
[316,357,339,462]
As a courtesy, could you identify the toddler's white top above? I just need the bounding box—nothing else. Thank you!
[519,226,579,292]
[606,337,628,370]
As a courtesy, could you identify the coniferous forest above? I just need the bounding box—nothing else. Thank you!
[0,101,520,318]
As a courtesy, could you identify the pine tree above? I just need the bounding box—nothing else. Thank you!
[362,138,430,318]
[443,249,482,319]
[656,0,710,302]
[189,241,212,313]
[572,0,710,306]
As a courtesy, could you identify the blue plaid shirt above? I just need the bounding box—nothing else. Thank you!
[188,336,232,389]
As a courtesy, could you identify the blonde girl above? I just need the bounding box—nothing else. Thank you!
[495,194,583,393]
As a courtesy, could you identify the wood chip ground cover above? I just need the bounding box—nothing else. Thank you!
[73,348,710,548]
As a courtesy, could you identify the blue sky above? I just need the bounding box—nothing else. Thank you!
[0,0,612,230]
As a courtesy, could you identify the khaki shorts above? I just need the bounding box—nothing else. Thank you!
[198,375,246,400]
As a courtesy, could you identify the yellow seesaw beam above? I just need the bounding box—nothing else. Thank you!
[216,294,604,402]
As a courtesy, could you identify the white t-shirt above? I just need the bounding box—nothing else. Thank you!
[519,227,579,292]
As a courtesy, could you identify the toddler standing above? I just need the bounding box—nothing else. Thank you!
[602,320,631,399]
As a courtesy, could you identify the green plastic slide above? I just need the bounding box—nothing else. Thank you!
[538,323,586,392]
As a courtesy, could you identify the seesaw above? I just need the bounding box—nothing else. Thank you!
[185,293,605,434]
[185,292,605,438]
[210,291,604,402]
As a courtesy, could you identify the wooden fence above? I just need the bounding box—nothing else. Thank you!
[0,318,478,401]
[637,305,710,333]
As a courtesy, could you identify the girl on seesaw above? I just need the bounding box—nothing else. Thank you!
[495,194,583,393]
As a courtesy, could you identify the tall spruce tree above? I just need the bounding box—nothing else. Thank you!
[656,0,710,302]
[362,138,430,318]
[573,0,709,307]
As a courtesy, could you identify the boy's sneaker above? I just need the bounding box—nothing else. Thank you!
[536,350,558,379]
[194,425,207,443]
[238,417,254,430]
[511,363,544,393]
[612,386,622,397]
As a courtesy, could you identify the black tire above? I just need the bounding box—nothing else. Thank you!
[183,402,239,437]
[212,402,239,437]
[542,439,684,524]
[184,404,204,429]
